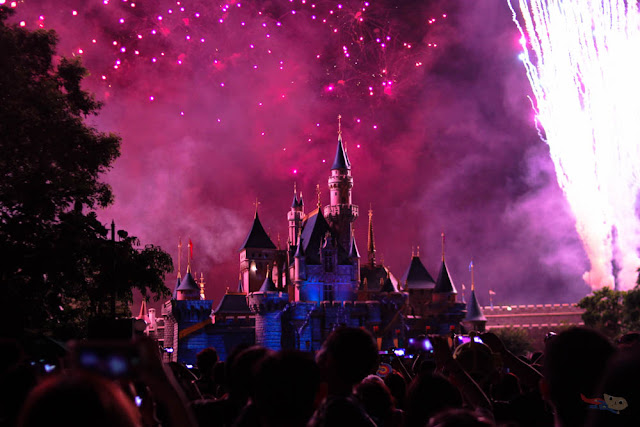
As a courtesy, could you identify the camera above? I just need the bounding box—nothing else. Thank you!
[455,335,484,346]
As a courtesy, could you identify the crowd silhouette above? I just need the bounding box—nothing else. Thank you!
[1,326,639,427]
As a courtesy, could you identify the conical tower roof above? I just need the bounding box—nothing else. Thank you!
[464,289,486,322]
[349,233,360,259]
[401,255,436,289]
[381,274,396,292]
[259,269,277,292]
[291,193,300,209]
[240,210,276,250]
[331,134,351,170]
[237,274,245,293]
[177,271,199,291]
[299,208,331,264]
[173,276,181,299]
[434,260,457,294]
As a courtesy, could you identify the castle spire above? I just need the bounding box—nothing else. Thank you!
[316,184,321,209]
[187,238,193,273]
[367,204,376,266]
[291,183,299,209]
[470,260,475,291]
[331,115,351,170]
[237,273,244,293]
[441,232,445,261]
[349,229,360,259]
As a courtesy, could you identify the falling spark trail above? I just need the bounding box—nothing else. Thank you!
[508,0,640,290]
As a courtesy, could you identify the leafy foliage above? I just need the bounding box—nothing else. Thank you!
[577,283,640,337]
[0,7,172,338]
[490,327,533,356]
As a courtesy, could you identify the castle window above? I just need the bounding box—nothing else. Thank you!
[324,283,334,302]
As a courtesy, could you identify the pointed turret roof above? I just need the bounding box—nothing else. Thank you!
[177,271,199,291]
[349,234,360,259]
[401,256,436,289]
[259,270,277,292]
[173,276,181,299]
[331,134,351,170]
[434,260,457,294]
[300,209,331,263]
[299,192,304,207]
[240,210,276,250]
[137,299,149,322]
[381,275,396,292]
[367,206,376,265]
[237,274,244,293]
[291,193,300,209]
[464,290,486,322]
[214,293,252,316]
[300,209,350,264]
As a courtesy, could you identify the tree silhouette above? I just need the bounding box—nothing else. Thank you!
[0,7,172,338]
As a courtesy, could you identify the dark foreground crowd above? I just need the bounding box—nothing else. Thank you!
[1,326,639,427]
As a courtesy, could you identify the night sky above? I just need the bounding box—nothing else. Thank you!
[7,0,592,306]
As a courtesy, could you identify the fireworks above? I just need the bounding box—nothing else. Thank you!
[509,0,640,290]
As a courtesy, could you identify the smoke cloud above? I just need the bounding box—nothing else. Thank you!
[9,0,596,306]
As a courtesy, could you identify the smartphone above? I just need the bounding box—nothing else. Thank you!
[455,335,484,346]
[68,340,143,379]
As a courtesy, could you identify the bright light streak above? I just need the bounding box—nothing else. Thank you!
[509,0,640,290]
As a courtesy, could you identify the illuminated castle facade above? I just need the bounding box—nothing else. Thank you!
[158,126,481,363]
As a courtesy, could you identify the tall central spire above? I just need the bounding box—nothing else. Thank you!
[367,204,376,266]
[325,114,358,252]
[331,115,351,170]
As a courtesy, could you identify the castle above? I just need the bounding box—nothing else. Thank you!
[150,124,486,363]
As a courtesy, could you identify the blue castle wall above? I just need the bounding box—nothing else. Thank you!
[171,300,214,364]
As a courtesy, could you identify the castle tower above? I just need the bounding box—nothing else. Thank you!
[287,183,304,251]
[463,262,487,332]
[239,204,277,293]
[247,267,289,350]
[433,233,458,304]
[176,241,200,301]
[176,268,200,301]
[324,116,358,252]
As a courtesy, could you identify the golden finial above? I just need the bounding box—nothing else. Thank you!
[338,114,342,136]
[470,261,475,291]
[187,238,192,273]
[441,232,445,261]
[294,181,297,195]
[411,246,414,257]
[417,245,420,257]
[316,184,321,209]
[253,197,261,215]
[177,237,182,279]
